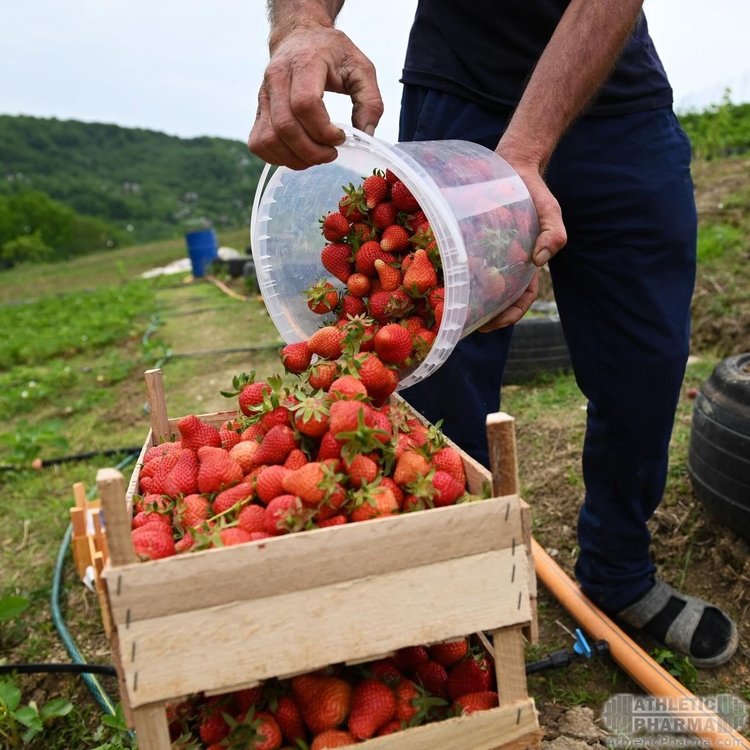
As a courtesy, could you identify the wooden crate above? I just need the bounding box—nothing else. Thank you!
[97,369,540,749]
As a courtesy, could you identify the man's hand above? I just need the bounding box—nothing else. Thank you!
[248,25,384,169]
[478,270,539,331]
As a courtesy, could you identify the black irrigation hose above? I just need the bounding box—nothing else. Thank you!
[525,640,611,675]
[0,447,141,472]
[0,663,116,677]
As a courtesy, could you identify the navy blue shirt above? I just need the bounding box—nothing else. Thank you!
[401,1,673,115]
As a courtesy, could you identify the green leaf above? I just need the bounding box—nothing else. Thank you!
[0,594,29,622]
[0,680,21,711]
[40,697,73,721]
[13,703,40,729]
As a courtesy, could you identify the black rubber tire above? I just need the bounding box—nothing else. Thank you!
[503,303,572,384]
[687,352,750,543]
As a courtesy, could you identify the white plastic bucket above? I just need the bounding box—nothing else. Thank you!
[250,126,538,389]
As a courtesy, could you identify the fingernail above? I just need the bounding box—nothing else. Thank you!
[363,123,375,136]
[534,248,551,266]
[335,128,346,144]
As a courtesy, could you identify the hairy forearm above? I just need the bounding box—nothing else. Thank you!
[267,0,345,51]
[502,0,644,169]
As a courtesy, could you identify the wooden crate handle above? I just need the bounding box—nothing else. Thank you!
[486,412,520,497]
[96,468,136,567]
[144,369,171,445]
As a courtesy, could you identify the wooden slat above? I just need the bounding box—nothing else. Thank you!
[118,548,530,707]
[97,468,136,567]
[492,626,528,705]
[106,496,524,624]
[73,481,87,508]
[132,703,171,750]
[334,699,539,750]
[486,412,520,497]
[143,369,171,445]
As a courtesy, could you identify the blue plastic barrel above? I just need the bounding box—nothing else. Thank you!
[185,229,218,277]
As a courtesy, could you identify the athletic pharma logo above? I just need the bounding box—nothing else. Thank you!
[601,694,748,747]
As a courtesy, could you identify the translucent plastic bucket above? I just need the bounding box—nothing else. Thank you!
[250,126,538,389]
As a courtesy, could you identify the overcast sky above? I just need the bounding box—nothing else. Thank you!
[2,1,749,145]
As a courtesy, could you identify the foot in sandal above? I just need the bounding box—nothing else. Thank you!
[615,579,738,668]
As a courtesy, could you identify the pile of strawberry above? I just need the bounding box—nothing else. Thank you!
[165,636,498,749]
[302,168,444,372]
[131,358,480,560]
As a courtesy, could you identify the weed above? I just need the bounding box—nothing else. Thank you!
[652,648,698,691]
[0,676,73,747]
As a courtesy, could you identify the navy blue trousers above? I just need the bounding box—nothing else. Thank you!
[398,85,697,612]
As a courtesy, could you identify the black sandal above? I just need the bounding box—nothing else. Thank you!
[615,579,738,668]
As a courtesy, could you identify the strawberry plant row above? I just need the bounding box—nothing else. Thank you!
[96,369,539,749]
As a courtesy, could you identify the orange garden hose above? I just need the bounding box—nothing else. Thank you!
[532,538,750,750]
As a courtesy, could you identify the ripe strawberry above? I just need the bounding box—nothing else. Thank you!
[237,503,267,534]
[379,476,404,509]
[317,514,348,528]
[454,690,499,714]
[338,183,367,221]
[307,326,345,360]
[445,653,493,701]
[238,380,272,417]
[346,272,371,298]
[374,323,413,365]
[355,241,395,276]
[284,448,309,469]
[403,248,438,296]
[380,224,411,253]
[321,242,353,283]
[131,510,172,531]
[282,462,336,506]
[373,258,402,292]
[414,660,448,699]
[350,484,398,522]
[413,328,437,359]
[349,221,375,243]
[344,453,379,489]
[246,711,283,750]
[307,280,340,314]
[229,440,260,472]
[271,695,306,745]
[219,527,252,546]
[259,404,294,433]
[370,201,397,230]
[348,679,397,740]
[431,469,466,507]
[327,400,366,436]
[310,729,357,749]
[162,448,199,497]
[233,685,263,713]
[368,288,413,321]
[264,494,309,534]
[340,293,367,318]
[252,425,299,467]
[317,430,345,462]
[376,720,403,736]
[328,374,368,401]
[131,525,175,561]
[177,414,222,451]
[219,428,241,451]
[281,341,313,374]
[197,446,244,494]
[175,493,210,529]
[291,674,353,735]
[198,704,231,745]
[390,180,420,212]
[428,638,470,668]
[212,481,255,515]
[143,441,181,465]
[308,360,339,391]
[320,211,350,241]
[355,353,399,401]
[240,423,266,443]
[393,678,421,723]
[255,464,290,504]
[292,395,330,438]
[393,645,429,674]
[362,171,389,209]
[393,450,431,487]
